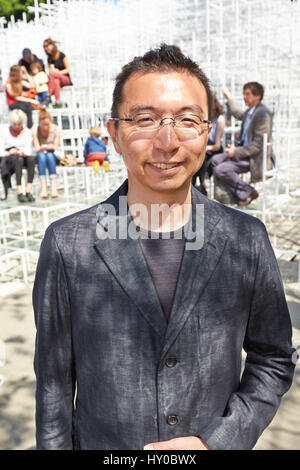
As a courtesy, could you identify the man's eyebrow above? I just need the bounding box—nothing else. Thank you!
[178,105,205,116]
[128,104,205,116]
[128,105,157,114]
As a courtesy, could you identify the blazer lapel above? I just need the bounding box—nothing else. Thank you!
[160,188,228,360]
[93,181,228,350]
[94,181,167,338]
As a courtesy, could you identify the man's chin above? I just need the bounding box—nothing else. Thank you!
[146,178,192,195]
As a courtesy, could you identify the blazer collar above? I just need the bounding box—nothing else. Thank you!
[94,180,167,338]
[94,181,228,351]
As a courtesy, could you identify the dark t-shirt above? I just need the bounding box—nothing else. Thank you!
[49,51,66,70]
[138,225,187,321]
[49,51,71,82]
[18,54,44,74]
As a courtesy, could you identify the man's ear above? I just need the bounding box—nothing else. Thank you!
[107,120,121,154]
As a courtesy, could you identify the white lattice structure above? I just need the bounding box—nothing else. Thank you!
[0,0,300,283]
[0,0,300,154]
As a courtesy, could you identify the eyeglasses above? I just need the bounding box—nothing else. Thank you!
[110,113,211,138]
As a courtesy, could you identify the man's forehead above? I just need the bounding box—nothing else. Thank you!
[123,70,205,89]
[121,71,208,113]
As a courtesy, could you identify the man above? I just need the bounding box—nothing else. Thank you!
[210,82,274,206]
[18,48,44,74]
[33,45,294,450]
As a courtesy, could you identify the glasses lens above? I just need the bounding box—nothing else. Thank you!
[132,113,159,129]
[176,114,202,129]
[130,113,209,138]
[175,114,209,138]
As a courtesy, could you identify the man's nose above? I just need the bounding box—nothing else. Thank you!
[153,121,180,153]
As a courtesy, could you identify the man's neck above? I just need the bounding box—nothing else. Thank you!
[248,99,261,110]
[127,179,192,233]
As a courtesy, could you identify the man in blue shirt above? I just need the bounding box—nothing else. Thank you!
[210,82,274,206]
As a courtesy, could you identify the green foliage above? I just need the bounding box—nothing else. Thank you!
[0,0,48,23]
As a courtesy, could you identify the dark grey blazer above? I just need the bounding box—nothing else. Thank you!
[33,180,295,450]
[227,99,275,183]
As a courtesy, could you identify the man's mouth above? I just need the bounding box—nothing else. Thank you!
[150,163,179,169]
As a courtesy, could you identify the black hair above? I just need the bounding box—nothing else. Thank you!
[111,43,213,121]
[243,81,264,100]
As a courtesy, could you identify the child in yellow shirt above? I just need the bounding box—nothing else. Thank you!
[30,62,49,105]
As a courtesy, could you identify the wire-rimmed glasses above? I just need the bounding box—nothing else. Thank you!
[110,113,211,138]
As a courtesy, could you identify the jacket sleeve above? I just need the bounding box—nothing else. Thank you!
[33,225,75,450]
[234,109,271,160]
[226,98,245,121]
[200,223,295,450]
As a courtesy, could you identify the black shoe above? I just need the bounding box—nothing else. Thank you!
[17,193,27,203]
[237,189,259,206]
[26,193,35,202]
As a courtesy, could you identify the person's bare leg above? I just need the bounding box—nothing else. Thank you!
[50,178,59,198]
[26,182,32,194]
[40,178,48,198]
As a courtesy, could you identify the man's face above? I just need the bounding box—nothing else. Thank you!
[243,87,261,108]
[24,54,33,64]
[107,71,210,195]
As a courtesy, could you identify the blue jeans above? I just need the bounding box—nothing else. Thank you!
[37,91,48,104]
[35,151,58,178]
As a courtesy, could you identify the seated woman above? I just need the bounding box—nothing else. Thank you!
[32,109,61,198]
[84,126,108,166]
[5,65,40,129]
[192,95,225,195]
[0,109,35,202]
[43,38,72,107]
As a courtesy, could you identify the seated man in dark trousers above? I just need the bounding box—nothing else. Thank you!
[33,45,294,450]
[210,82,274,206]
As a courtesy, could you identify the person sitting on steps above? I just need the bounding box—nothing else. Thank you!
[32,109,61,199]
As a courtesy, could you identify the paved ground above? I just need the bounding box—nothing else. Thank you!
[0,278,299,451]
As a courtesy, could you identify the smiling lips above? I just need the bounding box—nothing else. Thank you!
[150,162,180,169]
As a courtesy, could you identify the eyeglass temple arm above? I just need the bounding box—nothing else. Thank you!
[110,117,133,122]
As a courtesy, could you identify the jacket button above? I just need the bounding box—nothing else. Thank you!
[167,415,178,426]
[165,357,178,368]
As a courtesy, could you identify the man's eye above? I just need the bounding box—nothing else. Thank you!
[180,117,198,126]
[135,116,155,126]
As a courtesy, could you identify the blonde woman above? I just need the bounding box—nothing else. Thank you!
[0,109,35,202]
[32,109,61,198]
